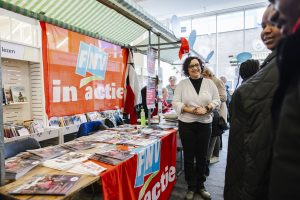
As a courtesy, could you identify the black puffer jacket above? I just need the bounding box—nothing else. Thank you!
[269,27,300,200]
[224,50,278,200]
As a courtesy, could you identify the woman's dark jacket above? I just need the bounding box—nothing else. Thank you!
[224,50,278,200]
[269,26,300,200]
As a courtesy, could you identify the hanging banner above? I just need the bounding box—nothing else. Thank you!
[41,22,127,117]
[147,47,156,78]
[146,77,156,109]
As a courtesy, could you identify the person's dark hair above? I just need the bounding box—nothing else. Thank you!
[268,0,275,4]
[182,56,204,77]
[239,59,260,81]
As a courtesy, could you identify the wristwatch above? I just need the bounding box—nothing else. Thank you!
[205,105,211,113]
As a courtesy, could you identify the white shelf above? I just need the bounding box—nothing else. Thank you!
[31,128,60,142]
[3,102,29,106]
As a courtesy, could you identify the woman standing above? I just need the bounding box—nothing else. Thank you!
[172,57,220,200]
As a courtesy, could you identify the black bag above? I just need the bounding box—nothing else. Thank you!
[218,116,229,130]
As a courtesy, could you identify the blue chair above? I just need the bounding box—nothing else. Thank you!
[77,121,106,138]
[4,137,41,159]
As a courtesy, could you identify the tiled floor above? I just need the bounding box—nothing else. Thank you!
[72,131,229,200]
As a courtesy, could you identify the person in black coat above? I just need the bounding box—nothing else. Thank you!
[224,4,282,200]
[268,0,300,199]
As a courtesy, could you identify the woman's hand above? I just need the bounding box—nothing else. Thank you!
[193,106,207,115]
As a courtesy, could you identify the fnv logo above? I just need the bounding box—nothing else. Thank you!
[76,42,108,88]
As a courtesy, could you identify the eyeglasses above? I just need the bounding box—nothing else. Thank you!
[188,63,201,69]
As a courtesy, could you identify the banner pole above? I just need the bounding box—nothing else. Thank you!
[0,41,5,186]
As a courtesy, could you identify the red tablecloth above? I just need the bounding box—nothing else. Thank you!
[100,130,177,200]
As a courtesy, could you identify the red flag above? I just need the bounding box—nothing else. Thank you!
[178,37,190,60]
[124,49,140,124]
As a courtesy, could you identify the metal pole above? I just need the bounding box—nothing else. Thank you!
[147,30,151,125]
[0,41,5,186]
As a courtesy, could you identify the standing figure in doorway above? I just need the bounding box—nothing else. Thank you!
[173,56,220,200]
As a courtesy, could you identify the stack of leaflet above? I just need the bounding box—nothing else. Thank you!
[162,112,178,126]
[89,149,132,166]
[43,152,91,171]
[27,146,69,160]
[68,161,107,176]
[5,152,41,180]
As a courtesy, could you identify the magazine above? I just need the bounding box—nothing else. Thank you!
[10,85,27,103]
[43,152,91,171]
[9,174,81,195]
[4,88,13,104]
[89,153,123,166]
[99,149,132,161]
[5,154,40,180]
[67,161,107,176]
[27,146,69,160]
[62,140,96,151]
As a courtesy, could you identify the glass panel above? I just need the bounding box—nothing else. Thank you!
[245,7,265,29]
[179,19,191,37]
[192,16,216,35]
[194,34,217,71]
[11,18,33,45]
[217,11,244,32]
[217,30,244,89]
[0,16,11,40]
[245,28,271,63]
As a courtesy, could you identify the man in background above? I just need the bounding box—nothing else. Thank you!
[166,76,177,104]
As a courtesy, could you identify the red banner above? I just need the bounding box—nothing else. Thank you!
[100,130,177,200]
[41,22,127,117]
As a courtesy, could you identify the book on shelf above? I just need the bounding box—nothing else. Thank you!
[72,115,81,125]
[10,85,27,103]
[3,124,30,138]
[49,117,60,127]
[24,120,44,134]
[2,88,6,104]
[78,114,87,123]
[63,116,74,126]
[9,174,81,195]
[67,161,107,176]
[27,146,69,160]
[4,88,13,104]
[42,152,92,171]
[5,153,41,180]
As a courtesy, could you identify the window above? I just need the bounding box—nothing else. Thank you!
[217,11,244,32]
[0,8,40,47]
[245,7,265,29]
[179,19,191,37]
[192,16,216,35]
[0,16,11,40]
[11,18,34,45]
